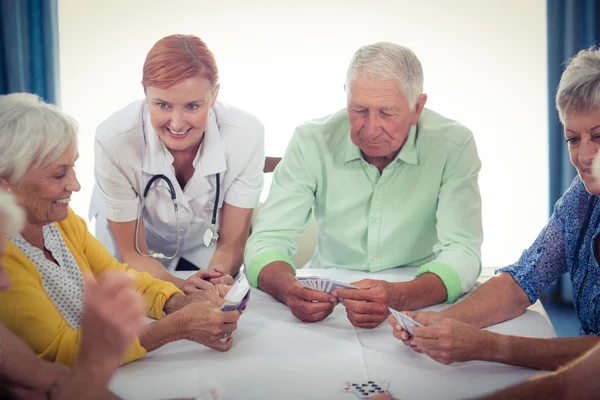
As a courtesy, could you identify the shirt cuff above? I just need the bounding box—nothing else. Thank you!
[246,250,296,288]
[224,190,261,209]
[415,261,462,304]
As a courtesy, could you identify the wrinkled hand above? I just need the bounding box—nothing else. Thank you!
[207,265,234,285]
[285,282,339,322]
[186,284,231,307]
[387,311,442,353]
[180,266,234,294]
[177,301,240,351]
[407,318,490,365]
[79,272,146,365]
[333,279,395,328]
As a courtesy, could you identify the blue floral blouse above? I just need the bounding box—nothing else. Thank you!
[497,176,600,335]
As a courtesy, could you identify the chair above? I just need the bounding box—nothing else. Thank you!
[251,157,318,268]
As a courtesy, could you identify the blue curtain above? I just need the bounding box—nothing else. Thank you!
[0,0,60,104]
[547,0,600,301]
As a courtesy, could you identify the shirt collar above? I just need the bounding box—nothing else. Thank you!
[343,121,419,165]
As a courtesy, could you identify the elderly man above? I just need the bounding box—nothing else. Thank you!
[245,42,483,327]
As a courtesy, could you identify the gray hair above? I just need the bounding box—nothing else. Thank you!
[346,42,424,110]
[0,190,24,237]
[0,93,78,185]
[556,46,600,123]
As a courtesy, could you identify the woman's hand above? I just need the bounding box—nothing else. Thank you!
[179,266,233,294]
[387,311,443,353]
[409,318,493,365]
[176,302,240,351]
[186,283,231,307]
[206,265,234,285]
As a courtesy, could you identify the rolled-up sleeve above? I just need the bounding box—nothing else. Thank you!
[223,122,265,209]
[244,130,316,287]
[495,183,576,304]
[415,133,483,303]
[94,136,140,222]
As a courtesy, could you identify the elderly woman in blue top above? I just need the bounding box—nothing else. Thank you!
[389,46,600,370]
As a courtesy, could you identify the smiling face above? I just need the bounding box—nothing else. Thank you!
[145,75,219,155]
[564,111,600,195]
[347,77,426,166]
[9,146,80,225]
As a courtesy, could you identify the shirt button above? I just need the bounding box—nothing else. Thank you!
[370,256,377,262]
[371,220,378,227]
[376,185,382,192]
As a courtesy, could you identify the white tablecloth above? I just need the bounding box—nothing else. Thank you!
[109,268,557,400]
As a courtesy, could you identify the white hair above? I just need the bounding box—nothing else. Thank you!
[0,93,78,185]
[556,46,600,123]
[346,42,424,110]
[0,190,24,237]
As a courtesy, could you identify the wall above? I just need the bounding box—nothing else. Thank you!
[58,0,548,267]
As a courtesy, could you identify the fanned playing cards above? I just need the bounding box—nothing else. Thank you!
[388,307,422,337]
[297,276,358,293]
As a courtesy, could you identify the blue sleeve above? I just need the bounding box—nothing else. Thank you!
[496,178,584,304]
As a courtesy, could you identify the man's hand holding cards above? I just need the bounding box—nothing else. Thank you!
[285,279,340,323]
[333,279,397,329]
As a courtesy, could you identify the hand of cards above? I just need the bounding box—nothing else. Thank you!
[388,307,422,337]
[220,274,250,313]
[297,276,359,293]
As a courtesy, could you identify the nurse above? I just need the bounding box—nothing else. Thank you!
[90,34,265,293]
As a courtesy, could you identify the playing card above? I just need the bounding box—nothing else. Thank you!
[388,307,421,337]
[221,274,250,313]
[331,280,359,290]
[342,380,392,399]
[297,277,358,293]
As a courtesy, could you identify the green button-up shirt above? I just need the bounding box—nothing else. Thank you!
[245,107,483,303]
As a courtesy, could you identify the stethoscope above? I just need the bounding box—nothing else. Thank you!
[573,195,599,334]
[135,173,220,260]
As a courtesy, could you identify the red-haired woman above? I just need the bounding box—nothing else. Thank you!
[90,34,265,294]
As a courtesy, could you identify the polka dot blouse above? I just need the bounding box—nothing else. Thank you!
[10,223,84,329]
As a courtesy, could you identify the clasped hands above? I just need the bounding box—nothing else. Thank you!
[181,264,234,294]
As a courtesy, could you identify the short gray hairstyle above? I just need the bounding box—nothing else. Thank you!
[346,42,424,110]
[556,46,600,123]
[0,93,78,185]
[0,190,24,237]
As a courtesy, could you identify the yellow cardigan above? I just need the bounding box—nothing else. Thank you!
[0,208,183,366]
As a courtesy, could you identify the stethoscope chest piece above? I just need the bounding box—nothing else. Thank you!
[203,225,219,247]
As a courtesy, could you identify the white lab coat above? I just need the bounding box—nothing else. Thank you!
[89,100,265,271]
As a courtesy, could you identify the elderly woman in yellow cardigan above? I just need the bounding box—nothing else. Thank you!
[0,188,143,399]
[0,93,240,367]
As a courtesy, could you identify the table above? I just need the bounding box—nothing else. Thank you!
[109,268,557,400]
